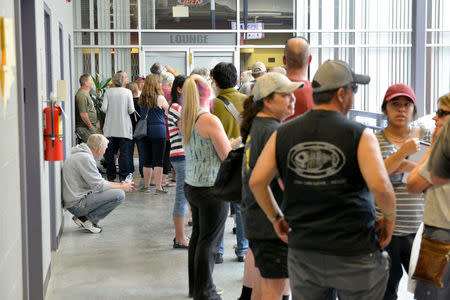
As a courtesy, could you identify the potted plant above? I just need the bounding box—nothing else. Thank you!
[90,74,111,130]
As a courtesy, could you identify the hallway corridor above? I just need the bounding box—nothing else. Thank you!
[45,176,414,300]
[45,177,244,300]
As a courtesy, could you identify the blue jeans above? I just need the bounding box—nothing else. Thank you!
[104,137,133,181]
[171,159,187,217]
[67,189,125,225]
[218,203,248,257]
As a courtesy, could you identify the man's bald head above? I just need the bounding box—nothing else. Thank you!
[284,37,310,70]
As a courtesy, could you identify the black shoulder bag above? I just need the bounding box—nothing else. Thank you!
[133,108,148,140]
[213,96,244,204]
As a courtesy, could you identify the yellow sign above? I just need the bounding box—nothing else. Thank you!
[0,16,16,116]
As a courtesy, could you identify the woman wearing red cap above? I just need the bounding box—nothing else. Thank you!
[375,83,431,300]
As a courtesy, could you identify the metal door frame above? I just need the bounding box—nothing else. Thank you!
[189,46,238,76]
[141,46,189,76]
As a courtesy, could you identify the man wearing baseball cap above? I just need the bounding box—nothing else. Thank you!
[251,61,267,80]
[249,60,396,299]
[134,74,145,94]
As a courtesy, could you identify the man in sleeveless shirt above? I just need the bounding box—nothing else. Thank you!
[249,60,396,300]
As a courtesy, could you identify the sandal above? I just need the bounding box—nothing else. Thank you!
[154,188,168,194]
[173,238,189,249]
[164,182,176,187]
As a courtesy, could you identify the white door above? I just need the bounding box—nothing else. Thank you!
[143,47,237,77]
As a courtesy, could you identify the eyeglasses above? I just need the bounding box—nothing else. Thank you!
[347,84,358,94]
[436,108,450,118]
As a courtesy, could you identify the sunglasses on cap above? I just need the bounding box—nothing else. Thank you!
[436,108,450,118]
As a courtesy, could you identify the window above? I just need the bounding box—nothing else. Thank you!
[426,0,450,112]
[240,0,294,30]
[141,0,237,29]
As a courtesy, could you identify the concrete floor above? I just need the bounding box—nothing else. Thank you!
[46,176,415,300]
[46,177,244,300]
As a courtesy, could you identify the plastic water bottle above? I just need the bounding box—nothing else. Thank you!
[125,173,133,183]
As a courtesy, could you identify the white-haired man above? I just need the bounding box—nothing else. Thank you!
[62,134,135,233]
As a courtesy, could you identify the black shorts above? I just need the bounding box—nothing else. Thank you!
[142,137,165,168]
[249,239,289,279]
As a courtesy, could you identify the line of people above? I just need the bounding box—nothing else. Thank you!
[63,36,449,300]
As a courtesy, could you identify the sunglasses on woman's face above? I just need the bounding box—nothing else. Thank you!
[436,108,450,118]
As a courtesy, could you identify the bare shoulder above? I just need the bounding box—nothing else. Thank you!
[360,128,378,145]
[197,112,220,126]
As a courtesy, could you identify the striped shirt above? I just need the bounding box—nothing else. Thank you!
[375,130,425,236]
[168,103,185,159]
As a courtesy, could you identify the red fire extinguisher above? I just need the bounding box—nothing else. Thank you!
[43,102,64,161]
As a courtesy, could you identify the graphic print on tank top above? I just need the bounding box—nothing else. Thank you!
[287,141,346,180]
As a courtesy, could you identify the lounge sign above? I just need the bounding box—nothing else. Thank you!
[170,34,208,44]
[142,32,236,46]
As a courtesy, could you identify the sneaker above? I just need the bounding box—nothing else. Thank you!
[215,253,223,264]
[216,287,224,295]
[237,254,245,262]
[154,188,168,195]
[72,216,84,227]
[81,220,102,233]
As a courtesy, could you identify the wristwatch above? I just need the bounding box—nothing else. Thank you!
[268,212,282,223]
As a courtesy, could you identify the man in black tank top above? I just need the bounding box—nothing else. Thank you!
[249,60,397,300]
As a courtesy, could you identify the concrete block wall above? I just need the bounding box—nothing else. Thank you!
[0,0,74,298]
[0,2,24,299]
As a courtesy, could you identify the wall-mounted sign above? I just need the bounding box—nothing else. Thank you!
[173,5,189,18]
[231,22,265,39]
[142,32,236,46]
[178,0,203,5]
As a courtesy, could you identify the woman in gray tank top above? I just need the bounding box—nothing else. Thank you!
[181,75,231,300]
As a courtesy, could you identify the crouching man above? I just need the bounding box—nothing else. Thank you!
[62,134,135,233]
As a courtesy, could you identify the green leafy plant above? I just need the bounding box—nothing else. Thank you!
[90,74,111,129]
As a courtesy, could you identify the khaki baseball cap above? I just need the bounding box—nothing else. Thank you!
[253,73,304,101]
[251,61,267,76]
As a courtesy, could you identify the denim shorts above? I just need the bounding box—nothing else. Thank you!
[249,238,289,279]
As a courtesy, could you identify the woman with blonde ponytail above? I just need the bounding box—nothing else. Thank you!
[182,75,231,300]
